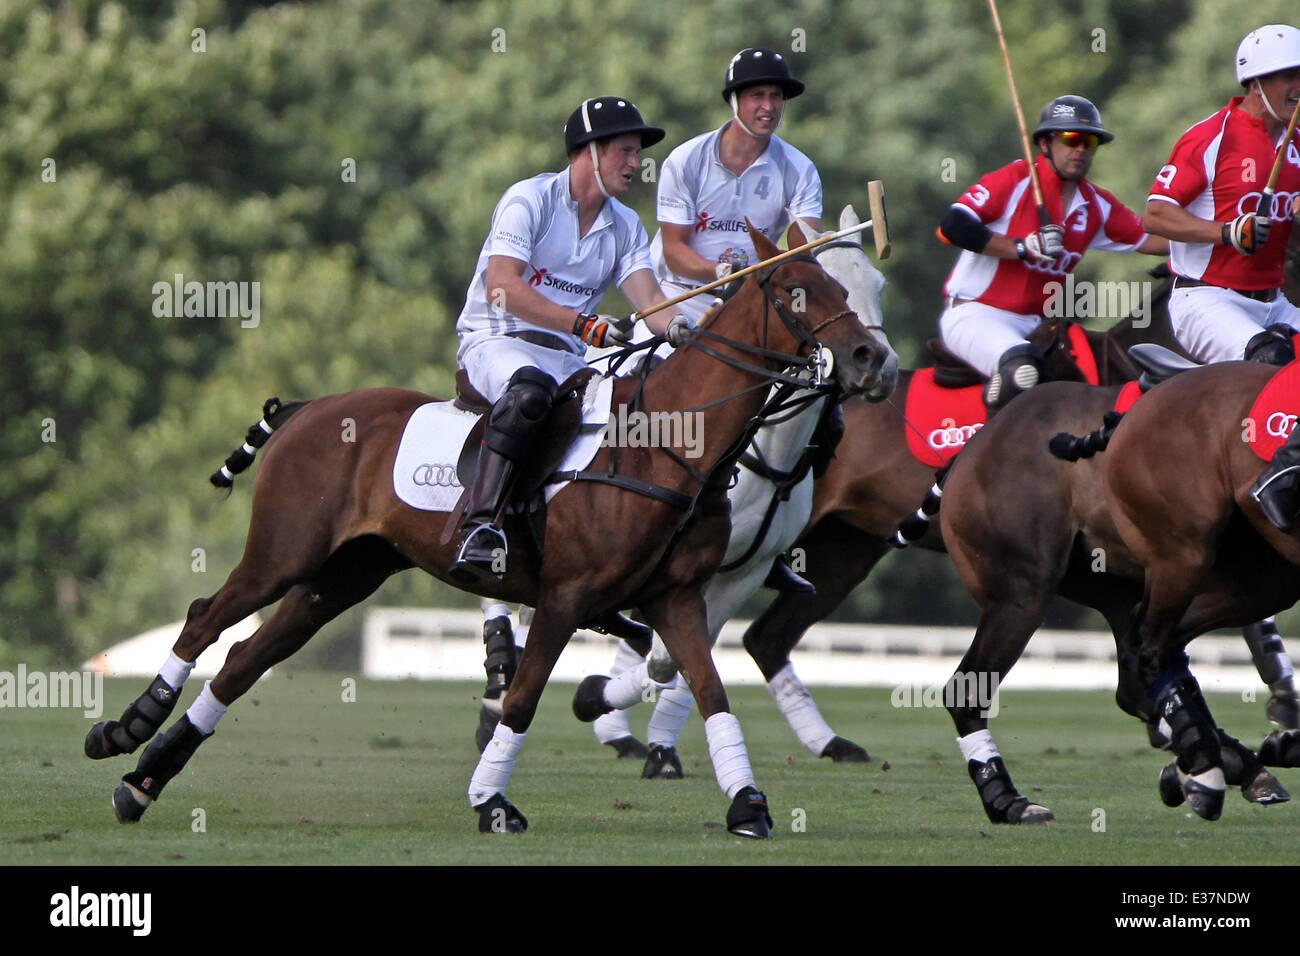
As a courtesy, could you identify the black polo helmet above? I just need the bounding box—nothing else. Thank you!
[721,48,805,102]
[563,97,665,154]
[1031,95,1114,144]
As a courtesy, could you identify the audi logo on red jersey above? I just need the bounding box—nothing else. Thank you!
[929,421,983,450]
[1023,249,1083,277]
[1267,412,1299,439]
[1236,190,1300,222]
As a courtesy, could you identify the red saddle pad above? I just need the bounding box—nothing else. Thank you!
[903,369,986,466]
[1246,354,1300,461]
[1065,324,1100,386]
[1113,380,1142,415]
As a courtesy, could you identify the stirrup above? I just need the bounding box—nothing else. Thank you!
[451,524,509,582]
[1250,465,1300,533]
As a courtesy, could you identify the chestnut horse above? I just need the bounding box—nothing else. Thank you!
[82,226,892,837]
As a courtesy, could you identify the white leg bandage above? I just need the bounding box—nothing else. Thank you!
[767,663,836,756]
[184,681,228,735]
[706,712,756,799]
[481,600,511,622]
[647,683,694,747]
[159,652,195,693]
[468,723,526,807]
[957,728,1000,764]
[593,708,632,744]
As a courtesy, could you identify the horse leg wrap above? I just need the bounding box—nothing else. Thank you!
[99,676,182,756]
[121,715,212,801]
[1157,678,1221,777]
[1216,729,1291,804]
[482,615,517,702]
[969,757,1033,824]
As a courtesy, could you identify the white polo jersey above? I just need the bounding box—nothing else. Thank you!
[651,124,822,309]
[456,169,652,358]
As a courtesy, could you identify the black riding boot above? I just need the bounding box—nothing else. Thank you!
[763,553,815,593]
[1251,427,1300,533]
[450,367,556,583]
[450,448,516,584]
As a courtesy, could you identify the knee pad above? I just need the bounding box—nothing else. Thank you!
[1243,325,1295,366]
[486,368,557,458]
[984,343,1043,410]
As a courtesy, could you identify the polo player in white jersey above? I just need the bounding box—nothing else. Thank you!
[451,97,678,583]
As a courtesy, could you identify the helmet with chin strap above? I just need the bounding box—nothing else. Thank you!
[563,96,664,201]
[1236,24,1300,84]
[721,48,805,101]
[563,97,665,154]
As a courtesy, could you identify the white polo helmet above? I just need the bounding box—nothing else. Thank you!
[1236,24,1300,84]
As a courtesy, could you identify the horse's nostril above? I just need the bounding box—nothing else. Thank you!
[853,344,879,370]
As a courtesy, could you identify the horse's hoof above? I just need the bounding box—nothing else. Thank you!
[475,793,527,834]
[1242,768,1290,805]
[819,736,871,763]
[112,782,151,824]
[641,744,683,779]
[1259,729,1300,768]
[1266,693,1300,732]
[474,704,498,754]
[1009,802,1055,824]
[1158,762,1185,807]
[84,722,119,760]
[1182,768,1226,821]
[571,676,613,723]
[725,786,773,839]
[605,736,650,760]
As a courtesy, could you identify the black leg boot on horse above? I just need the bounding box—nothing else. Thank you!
[451,368,557,585]
[1241,617,1300,766]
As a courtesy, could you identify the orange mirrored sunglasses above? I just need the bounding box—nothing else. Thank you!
[1056,131,1100,151]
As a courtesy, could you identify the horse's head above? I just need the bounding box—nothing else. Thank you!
[741,217,896,400]
[801,206,899,400]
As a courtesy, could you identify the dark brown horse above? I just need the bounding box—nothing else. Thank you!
[742,280,1178,752]
[82,227,892,837]
[1093,360,1300,819]
[744,266,1300,821]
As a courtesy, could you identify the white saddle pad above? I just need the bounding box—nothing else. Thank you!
[392,374,614,512]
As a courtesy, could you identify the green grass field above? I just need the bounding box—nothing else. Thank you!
[4,675,1297,865]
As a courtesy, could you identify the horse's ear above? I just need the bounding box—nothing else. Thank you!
[747,218,780,262]
[839,205,863,244]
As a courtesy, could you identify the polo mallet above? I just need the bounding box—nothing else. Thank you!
[630,214,879,323]
[1260,94,1300,224]
[867,179,892,259]
[987,0,1051,229]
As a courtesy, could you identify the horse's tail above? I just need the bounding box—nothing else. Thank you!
[890,463,952,549]
[209,396,311,489]
[1048,410,1125,463]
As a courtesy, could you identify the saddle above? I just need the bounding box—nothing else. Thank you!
[925,338,986,389]
[440,367,597,549]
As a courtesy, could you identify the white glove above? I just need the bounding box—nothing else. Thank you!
[665,314,692,348]
[1020,224,1065,262]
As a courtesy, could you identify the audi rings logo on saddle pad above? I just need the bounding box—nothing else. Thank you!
[903,369,987,467]
[411,463,460,488]
[1246,345,1300,461]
